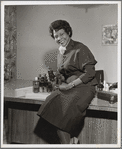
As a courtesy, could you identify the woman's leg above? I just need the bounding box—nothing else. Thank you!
[57,129,71,144]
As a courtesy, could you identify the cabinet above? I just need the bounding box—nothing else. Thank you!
[4,80,117,144]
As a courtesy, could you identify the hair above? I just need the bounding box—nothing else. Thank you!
[49,20,73,38]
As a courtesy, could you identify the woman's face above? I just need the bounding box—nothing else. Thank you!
[53,29,70,47]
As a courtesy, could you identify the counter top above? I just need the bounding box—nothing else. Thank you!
[4,79,117,112]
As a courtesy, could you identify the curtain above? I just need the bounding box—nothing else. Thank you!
[4,6,17,81]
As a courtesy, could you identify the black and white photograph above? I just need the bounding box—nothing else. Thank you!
[1,1,121,148]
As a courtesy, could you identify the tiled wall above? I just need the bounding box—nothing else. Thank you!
[4,6,17,81]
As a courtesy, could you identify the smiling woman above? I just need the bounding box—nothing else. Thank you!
[50,20,72,52]
[37,20,98,144]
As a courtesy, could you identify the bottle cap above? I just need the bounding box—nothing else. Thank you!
[35,77,38,81]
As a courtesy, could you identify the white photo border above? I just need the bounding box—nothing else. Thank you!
[1,1,121,148]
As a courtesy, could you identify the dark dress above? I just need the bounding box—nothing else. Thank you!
[37,39,98,136]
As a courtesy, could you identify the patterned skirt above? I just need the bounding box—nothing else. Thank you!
[37,84,95,136]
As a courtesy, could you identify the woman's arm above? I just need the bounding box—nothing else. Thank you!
[58,45,97,90]
[66,64,95,89]
[58,78,82,90]
[77,45,97,84]
[79,64,96,84]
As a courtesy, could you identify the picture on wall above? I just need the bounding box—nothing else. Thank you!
[102,24,118,45]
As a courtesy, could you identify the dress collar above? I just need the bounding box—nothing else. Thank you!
[58,39,75,55]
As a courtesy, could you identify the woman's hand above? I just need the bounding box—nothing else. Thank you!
[58,83,72,91]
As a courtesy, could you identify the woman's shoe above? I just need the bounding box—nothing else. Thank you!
[70,137,80,144]
[77,140,80,144]
[73,140,80,144]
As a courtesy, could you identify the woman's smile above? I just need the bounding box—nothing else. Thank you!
[53,29,70,47]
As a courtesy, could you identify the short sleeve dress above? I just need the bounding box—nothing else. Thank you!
[37,39,98,136]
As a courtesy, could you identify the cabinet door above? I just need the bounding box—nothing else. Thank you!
[7,102,58,144]
[78,110,117,144]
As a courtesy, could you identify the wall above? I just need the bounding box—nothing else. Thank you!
[17,4,118,83]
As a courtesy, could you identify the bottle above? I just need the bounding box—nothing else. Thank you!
[38,74,42,87]
[48,69,55,82]
[40,74,45,92]
[33,77,40,93]
[97,74,104,91]
[106,83,109,91]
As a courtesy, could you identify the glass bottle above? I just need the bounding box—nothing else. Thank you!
[33,77,40,93]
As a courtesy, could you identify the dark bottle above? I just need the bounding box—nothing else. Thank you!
[48,69,55,82]
[97,74,104,91]
[44,74,48,86]
[40,74,45,92]
[47,81,53,92]
[44,74,48,92]
[38,74,42,87]
[33,77,40,93]
[55,73,62,85]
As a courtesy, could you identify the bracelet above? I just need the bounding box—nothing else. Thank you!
[55,85,59,89]
[70,82,75,88]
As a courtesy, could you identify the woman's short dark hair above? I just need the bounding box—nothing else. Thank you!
[49,20,72,38]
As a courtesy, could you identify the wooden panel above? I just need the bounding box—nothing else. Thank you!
[7,102,60,144]
[78,110,117,144]
[8,103,44,144]
[6,102,117,144]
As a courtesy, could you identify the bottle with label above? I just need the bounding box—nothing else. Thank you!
[33,77,40,93]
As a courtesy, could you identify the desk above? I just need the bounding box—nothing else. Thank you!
[4,79,117,144]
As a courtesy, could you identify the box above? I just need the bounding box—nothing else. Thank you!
[97,90,117,104]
